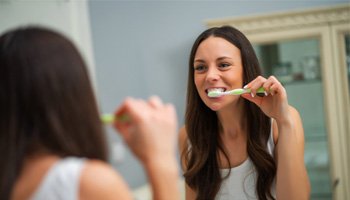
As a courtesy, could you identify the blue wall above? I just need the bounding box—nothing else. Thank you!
[88,0,348,188]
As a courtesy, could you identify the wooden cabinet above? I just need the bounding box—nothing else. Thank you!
[207,4,350,200]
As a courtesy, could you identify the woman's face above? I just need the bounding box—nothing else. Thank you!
[193,36,244,111]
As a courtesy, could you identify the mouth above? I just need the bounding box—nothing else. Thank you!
[206,87,226,96]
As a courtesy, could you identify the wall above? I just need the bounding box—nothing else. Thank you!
[89,0,349,189]
[0,0,96,88]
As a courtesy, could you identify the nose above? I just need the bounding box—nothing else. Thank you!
[205,67,220,83]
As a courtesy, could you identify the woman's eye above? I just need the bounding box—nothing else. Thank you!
[219,63,231,68]
[194,65,206,72]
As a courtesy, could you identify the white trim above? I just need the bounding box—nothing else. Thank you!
[206,4,350,35]
[330,23,350,198]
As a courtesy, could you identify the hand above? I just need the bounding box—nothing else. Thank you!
[241,76,291,124]
[113,96,178,166]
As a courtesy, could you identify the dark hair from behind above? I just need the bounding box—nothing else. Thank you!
[182,26,276,200]
[0,26,108,199]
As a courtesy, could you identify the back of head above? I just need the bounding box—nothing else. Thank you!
[0,26,107,199]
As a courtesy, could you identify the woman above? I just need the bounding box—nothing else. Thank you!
[179,26,310,200]
[0,26,179,200]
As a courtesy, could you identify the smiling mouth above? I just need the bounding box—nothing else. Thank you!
[206,88,226,96]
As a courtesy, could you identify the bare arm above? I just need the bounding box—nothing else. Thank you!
[242,76,310,199]
[143,158,179,200]
[274,106,310,199]
[114,96,180,200]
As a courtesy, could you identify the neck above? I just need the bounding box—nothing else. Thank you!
[216,98,246,138]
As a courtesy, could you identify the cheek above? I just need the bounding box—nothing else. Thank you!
[194,75,202,89]
[194,76,207,99]
[229,70,244,84]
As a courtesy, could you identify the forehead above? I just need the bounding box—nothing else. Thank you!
[195,36,240,59]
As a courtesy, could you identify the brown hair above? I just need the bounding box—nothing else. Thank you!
[182,26,276,200]
[0,27,108,199]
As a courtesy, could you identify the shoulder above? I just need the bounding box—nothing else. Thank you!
[289,106,302,123]
[288,106,304,141]
[272,105,304,144]
[79,159,132,200]
[179,126,188,148]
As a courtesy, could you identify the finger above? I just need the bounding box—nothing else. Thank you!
[148,95,163,108]
[245,76,266,97]
[114,98,148,141]
[113,98,134,134]
[165,103,176,116]
[114,97,144,124]
[114,122,132,139]
[165,103,177,125]
[262,76,277,96]
[269,83,282,96]
[266,76,284,96]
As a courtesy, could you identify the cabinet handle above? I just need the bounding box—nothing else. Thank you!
[333,178,340,189]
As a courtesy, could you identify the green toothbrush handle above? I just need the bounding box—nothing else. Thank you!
[244,87,266,97]
[101,114,129,124]
[245,87,265,93]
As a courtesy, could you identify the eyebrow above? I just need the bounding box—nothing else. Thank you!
[217,56,233,61]
[194,56,233,63]
[194,59,205,63]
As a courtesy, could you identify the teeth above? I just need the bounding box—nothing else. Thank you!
[207,88,224,93]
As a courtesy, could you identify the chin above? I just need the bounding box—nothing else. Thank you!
[210,107,221,112]
[206,103,222,111]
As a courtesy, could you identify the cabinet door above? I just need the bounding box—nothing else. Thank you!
[330,24,350,198]
[206,5,350,199]
[254,38,332,200]
[330,23,350,199]
[346,34,350,92]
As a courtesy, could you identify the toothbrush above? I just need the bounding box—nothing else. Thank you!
[101,114,129,124]
[208,87,265,98]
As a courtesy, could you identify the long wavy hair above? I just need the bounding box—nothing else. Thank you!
[0,27,108,199]
[182,26,276,200]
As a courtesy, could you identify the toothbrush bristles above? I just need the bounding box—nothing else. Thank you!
[208,91,223,97]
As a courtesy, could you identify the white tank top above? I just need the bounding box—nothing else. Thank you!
[30,157,86,200]
[216,124,276,200]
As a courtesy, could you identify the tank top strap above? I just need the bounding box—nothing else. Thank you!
[30,157,86,200]
[267,118,275,157]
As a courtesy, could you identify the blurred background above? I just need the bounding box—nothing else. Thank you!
[1,0,349,199]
